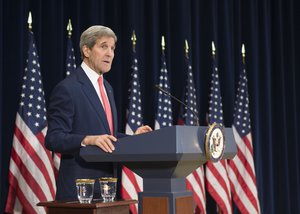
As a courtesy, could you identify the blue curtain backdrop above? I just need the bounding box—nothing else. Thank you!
[1,0,300,213]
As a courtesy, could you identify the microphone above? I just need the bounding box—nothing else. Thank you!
[154,84,199,126]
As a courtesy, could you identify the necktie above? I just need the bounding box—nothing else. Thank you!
[98,76,114,134]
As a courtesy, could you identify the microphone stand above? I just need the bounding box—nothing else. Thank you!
[155,85,199,126]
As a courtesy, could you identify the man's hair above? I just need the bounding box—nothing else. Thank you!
[79,25,117,59]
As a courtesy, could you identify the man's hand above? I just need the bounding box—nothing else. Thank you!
[82,135,117,153]
[135,125,152,135]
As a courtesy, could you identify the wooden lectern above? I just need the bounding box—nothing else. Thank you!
[37,199,137,214]
[80,125,237,214]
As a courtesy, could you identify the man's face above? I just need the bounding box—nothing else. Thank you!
[83,36,115,74]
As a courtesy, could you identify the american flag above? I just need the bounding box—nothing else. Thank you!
[205,42,232,213]
[228,46,260,213]
[5,31,56,213]
[178,53,206,213]
[155,51,172,129]
[65,37,76,76]
[121,48,143,214]
[51,35,77,175]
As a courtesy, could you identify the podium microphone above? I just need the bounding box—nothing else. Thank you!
[154,84,199,126]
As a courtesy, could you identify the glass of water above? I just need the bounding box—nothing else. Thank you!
[76,179,95,203]
[99,177,118,202]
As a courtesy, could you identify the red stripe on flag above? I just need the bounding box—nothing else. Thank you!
[5,171,17,213]
[10,148,48,201]
[229,179,250,214]
[121,166,141,214]
[229,160,259,213]
[6,171,41,214]
[206,177,231,214]
[36,131,53,164]
[235,145,257,187]
[241,136,256,182]
[192,170,205,199]
[121,179,138,214]
[123,166,142,193]
[187,168,206,213]
[228,126,260,214]
[243,135,254,157]
[14,127,56,198]
[207,161,231,200]
[186,179,205,213]
[37,131,61,181]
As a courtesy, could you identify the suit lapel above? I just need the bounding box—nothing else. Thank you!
[77,68,111,134]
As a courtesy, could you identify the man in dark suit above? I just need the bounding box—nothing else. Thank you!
[45,25,151,201]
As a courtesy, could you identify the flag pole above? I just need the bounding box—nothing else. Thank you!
[161,36,165,54]
[184,39,189,59]
[131,30,136,52]
[28,11,32,31]
[65,19,77,77]
[242,43,245,64]
[67,19,73,38]
[212,41,216,57]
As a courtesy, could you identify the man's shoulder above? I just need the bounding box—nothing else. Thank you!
[52,68,83,93]
[58,67,84,85]
[66,67,84,80]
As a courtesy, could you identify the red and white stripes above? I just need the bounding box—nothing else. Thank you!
[206,160,232,214]
[186,166,206,213]
[5,114,56,214]
[228,126,260,214]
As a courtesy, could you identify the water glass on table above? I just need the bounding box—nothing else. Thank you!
[76,179,95,203]
[99,177,117,202]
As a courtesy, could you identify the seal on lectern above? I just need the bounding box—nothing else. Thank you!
[205,122,225,162]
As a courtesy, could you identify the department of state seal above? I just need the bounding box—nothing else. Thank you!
[205,122,225,162]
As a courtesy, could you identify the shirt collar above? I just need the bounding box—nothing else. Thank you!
[81,61,102,84]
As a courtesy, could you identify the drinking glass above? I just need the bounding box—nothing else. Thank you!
[76,179,95,203]
[99,177,118,202]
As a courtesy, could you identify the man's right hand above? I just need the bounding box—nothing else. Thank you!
[82,135,117,153]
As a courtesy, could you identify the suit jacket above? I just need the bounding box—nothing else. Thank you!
[45,66,124,200]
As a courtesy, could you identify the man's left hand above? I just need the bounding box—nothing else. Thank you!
[135,125,152,135]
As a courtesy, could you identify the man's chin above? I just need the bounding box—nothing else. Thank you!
[101,66,111,73]
[102,69,110,74]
